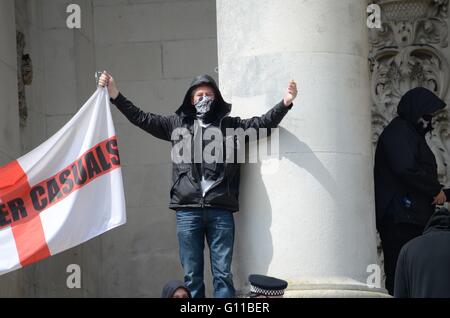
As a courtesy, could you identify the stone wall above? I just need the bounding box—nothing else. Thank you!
[0,0,23,298]
[0,0,218,297]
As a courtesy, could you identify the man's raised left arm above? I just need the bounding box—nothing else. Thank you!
[229,80,298,130]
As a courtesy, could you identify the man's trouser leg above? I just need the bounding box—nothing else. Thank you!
[205,208,236,298]
[176,210,206,298]
[378,217,423,295]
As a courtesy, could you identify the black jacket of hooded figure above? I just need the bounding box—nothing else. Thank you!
[374,87,446,228]
[161,280,191,298]
[394,208,450,298]
[111,75,292,212]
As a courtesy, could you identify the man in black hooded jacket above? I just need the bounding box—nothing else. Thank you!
[98,71,297,298]
[374,87,447,295]
[394,208,450,298]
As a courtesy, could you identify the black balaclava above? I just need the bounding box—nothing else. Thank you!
[415,113,434,136]
[397,87,447,137]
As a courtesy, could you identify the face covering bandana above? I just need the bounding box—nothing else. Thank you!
[194,95,214,119]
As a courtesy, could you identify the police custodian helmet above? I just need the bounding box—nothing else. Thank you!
[248,274,288,297]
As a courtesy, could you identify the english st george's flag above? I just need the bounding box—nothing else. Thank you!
[0,87,126,276]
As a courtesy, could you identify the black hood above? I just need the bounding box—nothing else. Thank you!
[175,74,232,123]
[424,208,450,234]
[397,87,446,123]
[161,280,191,298]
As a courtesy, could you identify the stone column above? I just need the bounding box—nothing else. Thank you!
[217,0,387,296]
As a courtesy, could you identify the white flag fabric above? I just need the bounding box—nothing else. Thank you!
[0,87,126,276]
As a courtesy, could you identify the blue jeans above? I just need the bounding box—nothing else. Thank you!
[176,208,235,298]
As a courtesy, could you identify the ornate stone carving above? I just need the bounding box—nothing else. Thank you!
[370,0,448,49]
[370,0,450,186]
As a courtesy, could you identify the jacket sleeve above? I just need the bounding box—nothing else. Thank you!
[394,247,409,298]
[382,128,442,197]
[228,100,292,133]
[110,93,175,142]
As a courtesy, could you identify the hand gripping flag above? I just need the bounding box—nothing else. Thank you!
[0,87,126,276]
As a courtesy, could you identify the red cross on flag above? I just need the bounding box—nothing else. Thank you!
[0,88,126,276]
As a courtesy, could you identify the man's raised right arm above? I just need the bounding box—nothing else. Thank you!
[99,71,174,141]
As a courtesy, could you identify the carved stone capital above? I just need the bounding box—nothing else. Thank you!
[370,0,449,48]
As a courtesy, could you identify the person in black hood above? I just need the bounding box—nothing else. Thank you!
[161,280,192,298]
[394,208,450,298]
[98,71,298,298]
[374,87,448,295]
